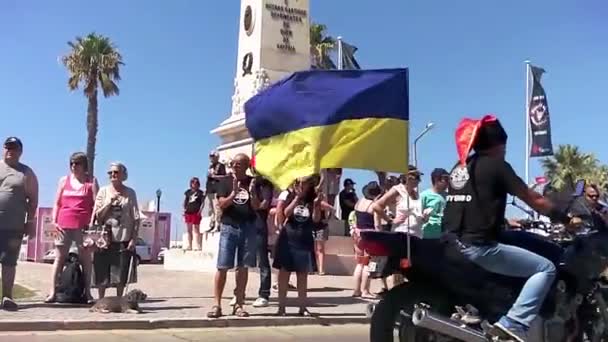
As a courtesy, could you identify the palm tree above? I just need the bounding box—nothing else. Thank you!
[589,165,608,190]
[62,33,124,177]
[310,23,336,69]
[541,144,599,191]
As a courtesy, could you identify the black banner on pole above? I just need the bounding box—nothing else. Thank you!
[529,65,554,157]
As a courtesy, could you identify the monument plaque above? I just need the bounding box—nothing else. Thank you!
[210,0,311,163]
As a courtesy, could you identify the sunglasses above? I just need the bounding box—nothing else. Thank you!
[107,170,120,176]
[4,144,19,150]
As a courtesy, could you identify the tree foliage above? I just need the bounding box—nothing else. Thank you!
[541,144,608,190]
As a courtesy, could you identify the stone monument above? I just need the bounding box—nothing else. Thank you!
[210,0,311,163]
[165,1,357,275]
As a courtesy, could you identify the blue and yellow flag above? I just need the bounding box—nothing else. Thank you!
[245,69,409,189]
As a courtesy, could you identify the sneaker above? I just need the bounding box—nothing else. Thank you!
[252,297,269,308]
[493,316,528,342]
[229,296,237,306]
[1,297,18,311]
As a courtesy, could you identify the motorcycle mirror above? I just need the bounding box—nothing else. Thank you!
[573,179,586,197]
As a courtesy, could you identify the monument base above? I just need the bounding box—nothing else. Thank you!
[164,218,356,276]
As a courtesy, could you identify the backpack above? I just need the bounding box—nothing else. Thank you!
[55,254,87,304]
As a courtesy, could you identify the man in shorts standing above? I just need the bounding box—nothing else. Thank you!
[0,137,39,311]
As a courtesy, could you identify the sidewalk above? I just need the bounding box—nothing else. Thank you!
[1,262,377,331]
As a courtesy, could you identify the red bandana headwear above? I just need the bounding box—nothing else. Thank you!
[455,114,508,165]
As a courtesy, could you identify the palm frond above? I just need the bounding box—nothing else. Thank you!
[61,32,123,99]
[541,144,603,190]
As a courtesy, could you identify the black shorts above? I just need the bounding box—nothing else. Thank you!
[0,230,24,267]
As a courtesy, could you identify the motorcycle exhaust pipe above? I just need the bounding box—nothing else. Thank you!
[411,308,487,342]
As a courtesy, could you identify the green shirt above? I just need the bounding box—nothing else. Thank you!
[420,189,446,239]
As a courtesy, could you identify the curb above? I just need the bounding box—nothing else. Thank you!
[0,316,369,332]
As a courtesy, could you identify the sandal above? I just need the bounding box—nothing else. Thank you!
[206,305,222,318]
[361,292,378,299]
[351,291,362,298]
[232,305,249,317]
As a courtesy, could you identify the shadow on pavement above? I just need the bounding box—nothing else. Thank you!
[307,287,350,292]
[143,305,200,311]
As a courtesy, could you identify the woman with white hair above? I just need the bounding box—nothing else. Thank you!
[92,162,140,299]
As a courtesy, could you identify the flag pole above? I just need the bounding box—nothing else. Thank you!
[337,36,343,70]
[525,60,531,187]
[524,60,532,218]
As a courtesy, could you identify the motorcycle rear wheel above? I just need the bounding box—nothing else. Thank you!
[370,282,448,342]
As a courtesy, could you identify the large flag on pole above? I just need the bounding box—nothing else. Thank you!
[245,69,409,189]
[528,65,554,157]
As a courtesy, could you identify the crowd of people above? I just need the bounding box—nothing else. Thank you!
[173,148,454,318]
[3,129,606,342]
[0,135,453,315]
[0,136,141,310]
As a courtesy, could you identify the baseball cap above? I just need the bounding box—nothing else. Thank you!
[431,168,450,182]
[4,137,23,149]
[343,178,355,186]
[408,165,423,175]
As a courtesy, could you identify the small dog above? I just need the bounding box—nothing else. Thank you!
[89,289,147,314]
[127,289,147,302]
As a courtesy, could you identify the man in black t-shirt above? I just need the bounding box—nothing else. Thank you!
[205,150,227,232]
[442,115,573,342]
[207,153,259,319]
[228,174,274,308]
[338,178,358,236]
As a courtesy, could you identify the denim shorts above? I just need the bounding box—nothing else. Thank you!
[55,227,84,247]
[217,222,257,269]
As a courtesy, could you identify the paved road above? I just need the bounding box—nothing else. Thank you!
[0,324,370,342]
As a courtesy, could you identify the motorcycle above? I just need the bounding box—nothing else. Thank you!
[362,179,608,341]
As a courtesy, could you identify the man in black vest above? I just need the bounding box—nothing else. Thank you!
[442,115,573,342]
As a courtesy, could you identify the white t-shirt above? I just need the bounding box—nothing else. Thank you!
[391,184,424,237]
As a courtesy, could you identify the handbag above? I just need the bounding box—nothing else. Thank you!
[83,216,112,250]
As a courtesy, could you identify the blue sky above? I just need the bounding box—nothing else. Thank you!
[1,0,607,233]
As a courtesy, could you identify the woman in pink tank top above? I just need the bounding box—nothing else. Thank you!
[45,152,98,303]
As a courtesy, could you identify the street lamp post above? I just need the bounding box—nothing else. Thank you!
[412,122,435,168]
[155,189,162,260]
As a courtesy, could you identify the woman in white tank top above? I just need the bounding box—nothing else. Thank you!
[372,166,427,236]
[392,183,424,237]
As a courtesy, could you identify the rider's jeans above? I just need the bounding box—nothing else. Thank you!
[460,242,556,327]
